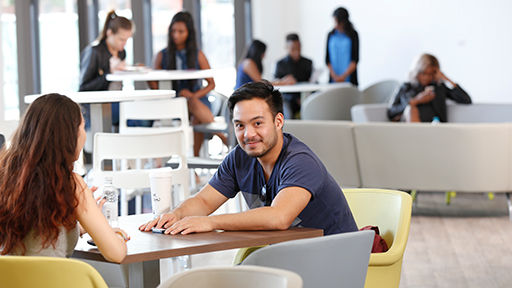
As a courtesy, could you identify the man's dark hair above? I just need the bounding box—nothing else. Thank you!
[228,80,284,119]
[286,33,299,42]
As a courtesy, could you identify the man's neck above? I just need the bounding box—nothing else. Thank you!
[257,133,284,182]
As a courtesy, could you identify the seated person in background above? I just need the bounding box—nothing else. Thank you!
[387,53,471,122]
[140,80,358,236]
[150,11,226,156]
[235,40,295,89]
[275,33,313,119]
[0,94,128,263]
[79,10,134,129]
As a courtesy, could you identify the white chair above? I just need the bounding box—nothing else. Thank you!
[157,265,303,288]
[241,230,374,288]
[93,131,189,215]
[350,103,389,122]
[361,80,399,104]
[283,120,360,188]
[119,97,193,155]
[301,86,362,121]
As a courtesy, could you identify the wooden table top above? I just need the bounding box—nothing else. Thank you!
[73,214,323,264]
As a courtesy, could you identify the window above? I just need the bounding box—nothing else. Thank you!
[39,0,79,95]
[200,0,235,94]
[151,0,183,63]
[1,1,18,120]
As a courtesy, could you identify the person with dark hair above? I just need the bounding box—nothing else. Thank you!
[326,7,359,86]
[0,94,128,262]
[388,53,471,122]
[235,40,295,89]
[139,80,358,236]
[79,10,134,128]
[150,11,226,156]
[275,33,313,119]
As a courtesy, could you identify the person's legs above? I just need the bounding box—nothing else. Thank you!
[403,105,421,122]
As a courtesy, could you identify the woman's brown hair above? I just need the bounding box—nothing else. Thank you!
[0,94,83,255]
[97,10,133,42]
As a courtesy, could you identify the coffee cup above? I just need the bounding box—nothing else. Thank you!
[149,168,173,218]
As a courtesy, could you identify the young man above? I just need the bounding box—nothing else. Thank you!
[140,81,357,236]
[274,34,313,119]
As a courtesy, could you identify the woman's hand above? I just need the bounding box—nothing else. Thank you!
[113,228,130,242]
[91,186,106,210]
[410,87,436,106]
[179,89,195,98]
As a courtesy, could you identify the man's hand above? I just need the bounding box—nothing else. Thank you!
[166,216,214,235]
[138,212,181,232]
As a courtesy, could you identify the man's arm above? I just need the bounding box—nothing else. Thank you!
[139,184,228,231]
[165,186,312,235]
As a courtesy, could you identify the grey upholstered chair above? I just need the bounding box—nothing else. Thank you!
[241,230,374,288]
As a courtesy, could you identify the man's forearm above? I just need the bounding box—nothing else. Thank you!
[208,206,292,231]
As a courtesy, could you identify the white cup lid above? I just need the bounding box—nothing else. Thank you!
[149,167,173,178]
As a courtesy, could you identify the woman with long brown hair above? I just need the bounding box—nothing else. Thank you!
[0,94,128,263]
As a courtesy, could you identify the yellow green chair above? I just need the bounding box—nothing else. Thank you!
[0,256,108,288]
[344,188,412,288]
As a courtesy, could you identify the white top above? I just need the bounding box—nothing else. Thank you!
[105,69,217,82]
[24,90,176,104]
[275,82,353,93]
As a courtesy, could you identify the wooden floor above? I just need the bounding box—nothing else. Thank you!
[401,192,512,288]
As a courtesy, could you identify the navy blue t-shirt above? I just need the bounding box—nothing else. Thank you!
[208,133,358,235]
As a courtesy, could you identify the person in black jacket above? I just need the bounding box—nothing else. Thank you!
[275,34,313,119]
[325,7,359,86]
[387,53,471,122]
[79,10,133,128]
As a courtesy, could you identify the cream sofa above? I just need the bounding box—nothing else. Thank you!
[283,120,512,218]
[351,103,512,123]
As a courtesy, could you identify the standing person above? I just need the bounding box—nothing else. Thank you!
[388,53,471,122]
[79,10,134,129]
[326,7,359,86]
[139,80,358,236]
[0,94,128,263]
[236,40,295,90]
[150,11,226,156]
[275,33,313,119]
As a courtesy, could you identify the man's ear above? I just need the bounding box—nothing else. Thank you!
[275,112,284,130]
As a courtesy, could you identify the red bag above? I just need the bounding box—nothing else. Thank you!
[360,225,388,253]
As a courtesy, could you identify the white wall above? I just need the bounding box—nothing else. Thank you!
[252,0,512,103]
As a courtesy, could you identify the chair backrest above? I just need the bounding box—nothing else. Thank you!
[447,103,512,123]
[283,120,360,188]
[362,80,399,104]
[157,265,303,288]
[350,103,389,122]
[343,189,412,251]
[342,189,412,288]
[241,230,374,288]
[93,131,189,205]
[119,97,193,154]
[301,86,362,121]
[0,256,108,288]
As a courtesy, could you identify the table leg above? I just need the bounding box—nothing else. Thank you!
[122,260,160,288]
[90,103,113,134]
[158,80,173,90]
